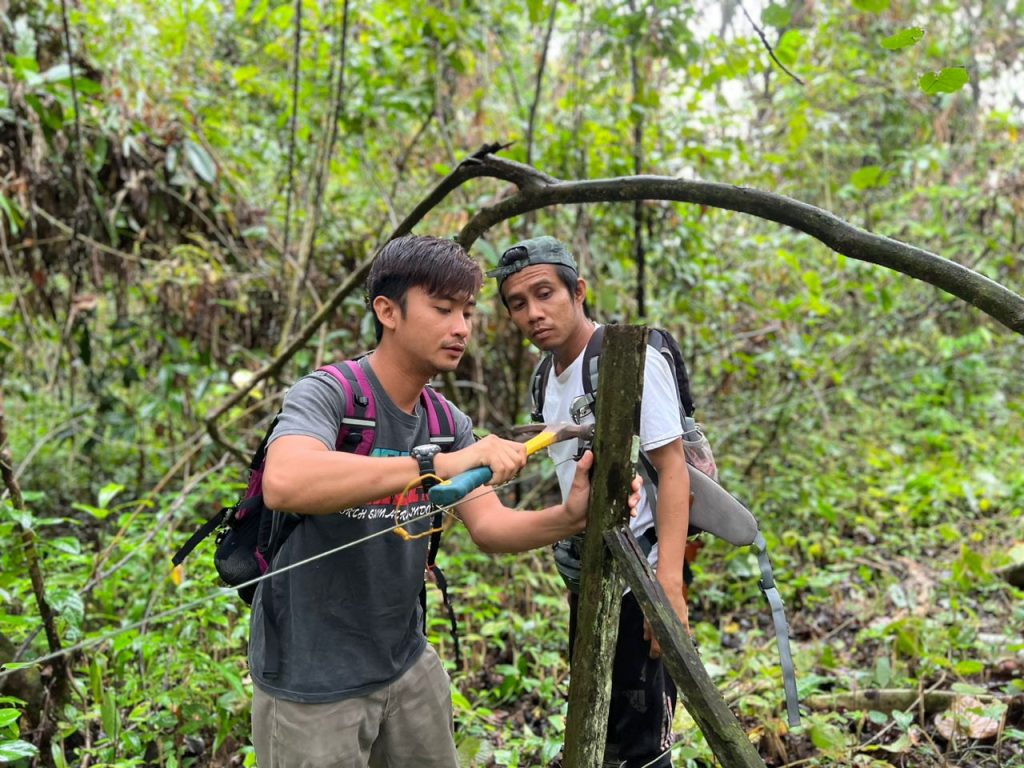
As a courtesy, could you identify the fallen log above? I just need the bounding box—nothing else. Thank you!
[806,689,1023,715]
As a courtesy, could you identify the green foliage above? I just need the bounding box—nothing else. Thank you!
[0,697,39,762]
[880,27,925,51]
[919,66,970,95]
[2,0,1023,764]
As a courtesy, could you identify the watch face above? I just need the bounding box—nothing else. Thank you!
[413,444,441,458]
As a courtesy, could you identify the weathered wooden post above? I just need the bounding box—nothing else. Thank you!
[605,529,767,767]
[557,324,767,768]
[563,324,646,768]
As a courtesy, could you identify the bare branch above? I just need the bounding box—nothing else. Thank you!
[739,3,805,87]
[525,1,559,167]
[0,388,68,703]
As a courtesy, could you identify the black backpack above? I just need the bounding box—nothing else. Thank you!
[173,360,461,674]
[529,325,801,725]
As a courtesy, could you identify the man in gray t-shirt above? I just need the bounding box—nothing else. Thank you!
[250,235,637,767]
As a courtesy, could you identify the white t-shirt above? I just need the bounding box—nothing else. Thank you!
[543,329,683,567]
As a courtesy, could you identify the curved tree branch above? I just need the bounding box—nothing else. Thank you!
[454,154,1024,335]
[206,144,1024,451]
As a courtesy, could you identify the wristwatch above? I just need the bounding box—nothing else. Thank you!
[410,443,443,490]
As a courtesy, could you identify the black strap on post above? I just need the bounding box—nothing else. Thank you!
[423,513,462,668]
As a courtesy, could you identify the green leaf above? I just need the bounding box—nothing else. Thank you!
[71,502,111,520]
[6,505,34,529]
[893,709,914,730]
[853,0,890,12]
[775,29,805,67]
[47,537,82,555]
[954,659,984,676]
[97,483,124,509]
[874,656,892,687]
[51,740,69,768]
[919,67,969,94]
[251,0,270,23]
[526,0,545,24]
[25,94,63,132]
[268,3,294,30]
[0,739,39,759]
[101,688,119,742]
[0,709,21,727]
[0,194,23,235]
[762,4,791,27]
[851,165,890,190]
[809,721,846,750]
[232,66,261,86]
[71,77,102,95]
[951,681,988,695]
[7,56,39,79]
[37,63,73,83]
[0,662,35,672]
[881,27,925,50]
[183,139,217,184]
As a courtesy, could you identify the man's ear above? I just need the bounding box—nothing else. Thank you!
[373,295,399,332]
[574,277,588,305]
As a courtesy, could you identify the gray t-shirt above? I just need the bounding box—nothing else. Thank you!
[248,358,474,703]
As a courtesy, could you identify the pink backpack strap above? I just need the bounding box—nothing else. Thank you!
[420,386,456,447]
[318,361,377,456]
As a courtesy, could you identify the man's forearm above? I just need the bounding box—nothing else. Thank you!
[263,438,424,514]
[462,502,583,554]
[654,480,690,586]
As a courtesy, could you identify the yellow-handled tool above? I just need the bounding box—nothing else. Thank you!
[428,423,594,506]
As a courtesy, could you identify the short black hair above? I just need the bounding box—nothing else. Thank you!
[366,235,483,341]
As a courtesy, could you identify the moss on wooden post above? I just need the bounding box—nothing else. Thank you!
[563,324,647,768]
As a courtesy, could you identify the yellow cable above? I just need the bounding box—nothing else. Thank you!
[393,473,445,541]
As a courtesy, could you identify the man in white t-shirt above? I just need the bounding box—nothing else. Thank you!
[491,236,691,768]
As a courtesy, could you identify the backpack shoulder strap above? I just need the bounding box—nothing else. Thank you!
[647,327,696,417]
[171,415,279,567]
[318,360,377,455]
[529,354,554,422]
[580,324,607,400]
[419,385,457,448]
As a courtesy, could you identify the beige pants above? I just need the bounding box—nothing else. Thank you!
[251,645,458,768]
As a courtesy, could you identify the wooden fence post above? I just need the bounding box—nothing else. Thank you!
[605,528,767,767]
[563,324,647,768]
